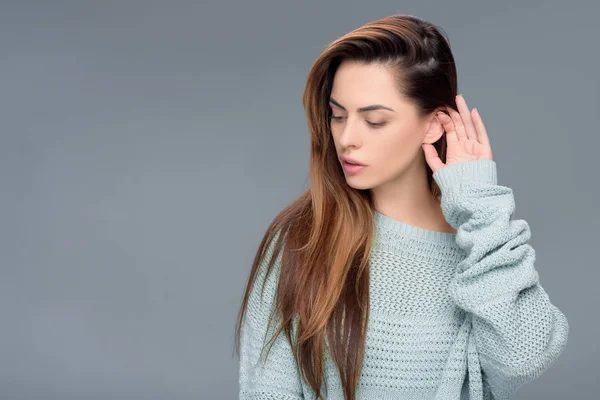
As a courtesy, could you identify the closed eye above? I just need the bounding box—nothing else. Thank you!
[329,116,387,128]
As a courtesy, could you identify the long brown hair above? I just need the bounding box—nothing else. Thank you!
[234,14,459,400]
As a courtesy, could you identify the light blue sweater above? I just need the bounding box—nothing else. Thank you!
[238,159,569,399]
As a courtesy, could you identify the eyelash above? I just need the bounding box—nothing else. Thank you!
[329,115,387,128]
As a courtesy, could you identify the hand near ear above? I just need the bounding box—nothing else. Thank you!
[422,94,493,173]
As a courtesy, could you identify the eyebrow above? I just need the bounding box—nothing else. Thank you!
[329,97,395,112]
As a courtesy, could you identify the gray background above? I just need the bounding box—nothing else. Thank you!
[1,1,596,399]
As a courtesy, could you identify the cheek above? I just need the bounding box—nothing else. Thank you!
[375,131,414,160]
[370,129,422,171]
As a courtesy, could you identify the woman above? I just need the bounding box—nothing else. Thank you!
[234,14,569,400]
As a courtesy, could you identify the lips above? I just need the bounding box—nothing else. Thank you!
[341,156,366,166]
[341,160,367,174]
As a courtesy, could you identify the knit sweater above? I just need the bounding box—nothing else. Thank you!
[238,159,569,400]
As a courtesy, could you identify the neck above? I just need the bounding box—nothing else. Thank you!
[370,157,455,234]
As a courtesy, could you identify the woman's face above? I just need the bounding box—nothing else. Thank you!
[329,60,442,190]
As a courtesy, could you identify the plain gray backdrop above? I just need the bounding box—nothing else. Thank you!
[1,1,597,399]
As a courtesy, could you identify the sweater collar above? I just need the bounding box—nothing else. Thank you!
[372,209,458,245]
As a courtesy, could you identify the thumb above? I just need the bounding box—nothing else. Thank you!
[421,143,444,173]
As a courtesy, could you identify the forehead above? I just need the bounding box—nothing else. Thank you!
[330,60,406,107]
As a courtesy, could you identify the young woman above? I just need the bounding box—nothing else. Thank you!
[234,14,569,400]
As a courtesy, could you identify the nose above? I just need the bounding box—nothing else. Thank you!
[338,118,362,148]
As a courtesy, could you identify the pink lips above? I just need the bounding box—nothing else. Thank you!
[341,156,366,166]
[341,159,367,174]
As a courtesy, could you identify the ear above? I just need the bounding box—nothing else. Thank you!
[422,110,445,144]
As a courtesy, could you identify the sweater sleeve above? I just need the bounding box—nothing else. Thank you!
[238,232,305,400]
[432,159,569,400]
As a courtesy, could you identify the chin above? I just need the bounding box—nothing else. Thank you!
[344,177,376,191]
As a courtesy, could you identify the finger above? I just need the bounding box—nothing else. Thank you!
[471,108,490,146]
[436,111,459,144]
[446,105,467,141]
[455,95,477,141]
[422,143,444,172]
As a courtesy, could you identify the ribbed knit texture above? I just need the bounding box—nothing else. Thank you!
[238,159,569,399]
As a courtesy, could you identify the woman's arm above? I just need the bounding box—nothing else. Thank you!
[433,159,569,400]
[238,233,305,400]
